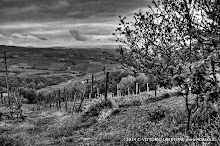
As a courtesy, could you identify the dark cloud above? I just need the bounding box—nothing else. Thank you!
[0,0,152,47]
[69,29,87,41]
[0,0,152,23]
[38,36,49,41]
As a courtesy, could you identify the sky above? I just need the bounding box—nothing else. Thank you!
[0,0,152,48]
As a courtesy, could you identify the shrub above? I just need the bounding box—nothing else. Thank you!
[170,91,183,97]
[160,93,170,99]
[19,88,37,104]
[131,100,142,106]
[46,114,83,138]
[147,105,170,122]
[82,98,118,121]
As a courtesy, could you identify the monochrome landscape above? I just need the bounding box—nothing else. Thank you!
[0,0,220,146]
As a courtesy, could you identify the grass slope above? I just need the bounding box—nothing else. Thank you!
[0,89,219,146]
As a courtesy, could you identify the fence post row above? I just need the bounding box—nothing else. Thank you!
[1,53,153,115]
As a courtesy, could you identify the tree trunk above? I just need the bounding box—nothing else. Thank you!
[185,87,191,132]
[186,107,191,132]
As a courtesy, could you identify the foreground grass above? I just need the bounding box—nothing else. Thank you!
[0,89,219,146]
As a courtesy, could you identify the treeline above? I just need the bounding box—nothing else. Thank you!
[0,75,72,103]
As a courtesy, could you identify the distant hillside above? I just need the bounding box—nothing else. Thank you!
[0,45,121,77]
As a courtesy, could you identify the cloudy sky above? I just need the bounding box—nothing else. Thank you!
[0,0,151,48]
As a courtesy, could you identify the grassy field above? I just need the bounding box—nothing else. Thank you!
[2,87,218,146]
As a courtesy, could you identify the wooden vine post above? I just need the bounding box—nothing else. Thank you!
[65,93,68,112]
[0,92,3,104]
[72,92,77,114]
[128,87,130,96]
[49,94,52,109]
[63,87,68,112]
[53,90,59,110]
[97,88,99,98]
[58,90,61,109]
[117,84,120,97]
[146,83,149,95]
[86,79,89,99]
[104,72,109,101]
[136,82,138,95]
[3,50,10,107]
[91,74,94,99]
